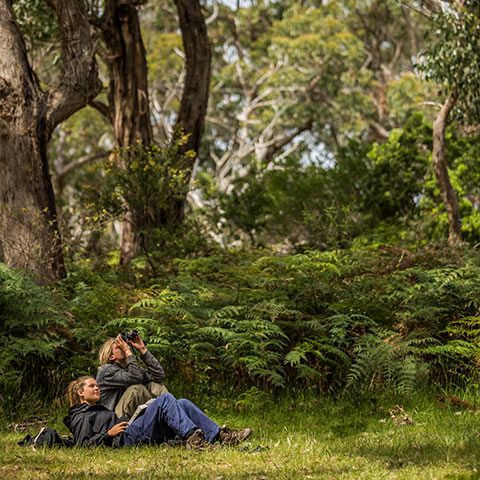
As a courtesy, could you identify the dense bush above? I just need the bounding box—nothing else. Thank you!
[0,266,132,418]
[3,244,480,417]
[197,114,480,251]
[103,244,480,395]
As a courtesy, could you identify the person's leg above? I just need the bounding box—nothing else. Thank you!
[123,393,197,445]
[146,381,168,397]
[115,384,153,418]
[177,398,220,442]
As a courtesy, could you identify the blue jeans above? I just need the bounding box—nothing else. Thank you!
[123,393,220,445]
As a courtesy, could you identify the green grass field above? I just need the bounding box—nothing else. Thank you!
[1,391,480,479]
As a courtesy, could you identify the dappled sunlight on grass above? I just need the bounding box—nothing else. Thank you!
[1,392,480,479]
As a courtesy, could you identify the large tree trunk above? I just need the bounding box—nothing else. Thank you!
[0,0,100,283]
[96,0,211,264]
[0,103,64,282]
[432,90,462,245]
[100,0,153,264]
[168,0,211,225]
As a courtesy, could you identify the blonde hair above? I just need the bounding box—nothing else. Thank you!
[98,338,116,366]
[67,376,93,407]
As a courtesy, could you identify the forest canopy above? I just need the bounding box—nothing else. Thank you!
[1,0,479,278]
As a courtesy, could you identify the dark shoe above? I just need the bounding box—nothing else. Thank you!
[166,435,185,447]
[185,429,218,451]
[219,425,252,446]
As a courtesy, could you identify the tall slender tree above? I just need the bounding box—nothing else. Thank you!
[90,0,154,264]
[423,0,480,244]
[169,0,211,224]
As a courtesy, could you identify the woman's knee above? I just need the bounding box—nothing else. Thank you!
[177,398,193,409]
[116,384,152,418]
[154,392,175,405]
[146,381,168,397]
[124,384,150,399]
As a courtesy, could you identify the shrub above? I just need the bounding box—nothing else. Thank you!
[6,244,480,414]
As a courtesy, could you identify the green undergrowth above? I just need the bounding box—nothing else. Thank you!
[1,390,480,479]
[4,243,480,417]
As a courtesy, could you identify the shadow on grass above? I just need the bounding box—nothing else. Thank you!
[352,432,480,470]
[330,421,369,438]
[444,474,480,480]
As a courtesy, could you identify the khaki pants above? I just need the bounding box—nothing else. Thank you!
[114,382,168,418]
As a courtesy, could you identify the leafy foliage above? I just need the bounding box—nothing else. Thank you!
[422,4,480,123]
[13,0,58,50]
[102,137,193,224]
[347,328,435,394]
[0,264,67,415]
[5,244,480,415]
[362,114,431,222]
[92,245,480,395]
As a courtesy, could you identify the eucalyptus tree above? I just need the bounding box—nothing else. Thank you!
[0,0,100,282]
[422,0,480,244]
[87,0,210,264]
[199,1,363,193]
[175,0,435,254]
[344,0,432,140]
[191,0,432,198]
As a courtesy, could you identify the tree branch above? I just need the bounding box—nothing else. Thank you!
[0,1,40,96]
[257,117,313,162]
[46,0,101,136]
[56,150,111,178]
[88,99,112,121]
[369,120,390,139]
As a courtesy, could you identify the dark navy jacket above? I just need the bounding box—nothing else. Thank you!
[64,403,125,447]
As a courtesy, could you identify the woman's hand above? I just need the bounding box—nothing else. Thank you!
[107,421,129,437]
[115,335,132,357]
[129,335,147,355]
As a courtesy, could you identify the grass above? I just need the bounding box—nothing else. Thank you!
[1,389,480,479]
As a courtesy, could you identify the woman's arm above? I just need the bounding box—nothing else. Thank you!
[97,358,146,388]
[139,350,166,384]
[72,417,116,447]
[130,336,166,384]
[68,406,122,447]
[80,430,114,447]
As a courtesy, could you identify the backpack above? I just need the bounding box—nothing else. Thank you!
[18,426,74,448]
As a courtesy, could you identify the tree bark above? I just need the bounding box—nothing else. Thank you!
[100,0,153,264]
[0,0,100,283]
[93,0,210,264]
[169,0,211,225]
[432,89,462,245]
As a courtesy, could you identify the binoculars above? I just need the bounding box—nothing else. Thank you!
[120,329,139,342]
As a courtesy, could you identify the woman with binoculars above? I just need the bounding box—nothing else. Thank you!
[64,332,251,449]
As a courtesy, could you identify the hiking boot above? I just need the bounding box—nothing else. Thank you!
[185,429,218,451]
[219,425,252,446]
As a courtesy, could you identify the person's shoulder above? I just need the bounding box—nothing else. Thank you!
[96,362,119,381]
[97,362,119,373]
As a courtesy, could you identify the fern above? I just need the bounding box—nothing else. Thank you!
[347,328,437,393]
[0,264,69,414]
[31,245,480,398]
